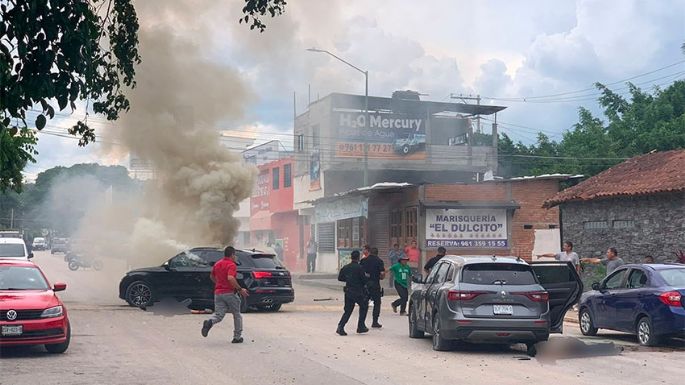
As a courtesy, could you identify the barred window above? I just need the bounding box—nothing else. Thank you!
[405,207,418,240]
[584,221,608,230]
[317,223,335,253]
[390,210,403,238]
[613,220,635,229]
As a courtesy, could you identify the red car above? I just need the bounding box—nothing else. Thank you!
[0,259,70,353]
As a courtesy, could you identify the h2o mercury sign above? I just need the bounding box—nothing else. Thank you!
[425,208,508,248]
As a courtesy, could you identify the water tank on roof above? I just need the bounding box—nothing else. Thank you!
[391,90,421,101]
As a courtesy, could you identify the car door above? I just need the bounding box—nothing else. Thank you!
[416,264,441,330]
[425,263,450,332]
[196,250,224,300]
[160,251,206,299]
[529,261,583,333]
[613,268,650,332]
[595,268,629,329]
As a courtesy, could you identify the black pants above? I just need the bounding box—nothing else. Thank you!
[307,253,316,273]
[392,282,408,313]
[367,281,382,323]
[338,292,369,330]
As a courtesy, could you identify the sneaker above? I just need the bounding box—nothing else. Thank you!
[231,337,244,343]
[336,327,347,336]
[356,326,369,334]
[391,304,398,313]
[372,322,382,328]
[400,311,407,316]
[201,320,213,337]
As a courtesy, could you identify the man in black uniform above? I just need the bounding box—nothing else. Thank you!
[360,247,385,328]
[424,246,446,275]
[336,250,369,336]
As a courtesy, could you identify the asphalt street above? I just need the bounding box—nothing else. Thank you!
[1,251,683,385]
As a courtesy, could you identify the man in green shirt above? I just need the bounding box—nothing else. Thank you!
[389,255,411,315]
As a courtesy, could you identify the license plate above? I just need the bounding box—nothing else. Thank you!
[1,325,23,336]
[493,305,513,315]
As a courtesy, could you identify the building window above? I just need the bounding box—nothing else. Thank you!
[336,218,365,248]
[318,223,335,253]
[283,164,292,188]
[296,134,304,152]
[613,220,635,229]
[584,221,608,230]
[390,209,403,238]
[272,167,280,190]
[405,207,418,241]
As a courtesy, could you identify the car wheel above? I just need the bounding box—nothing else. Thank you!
[408,302,424,338]
[526,343,537,357]
[402,145,410,154]
[579,308,598,336]
[637,316,659,346]
[431,315,451,351]
[45,323,71,354]
[92,260,103,271]
[125,281,154,307]
[68,261,80,271]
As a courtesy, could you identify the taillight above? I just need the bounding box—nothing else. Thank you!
[518,291,549,302]
[448,290,486,301]
[252,271,273,279]
[658,291,682,307]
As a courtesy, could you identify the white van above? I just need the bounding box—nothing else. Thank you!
[0,237,33,260]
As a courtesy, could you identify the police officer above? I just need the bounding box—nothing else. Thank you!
[360,247,385,328]
[336,250,369,336]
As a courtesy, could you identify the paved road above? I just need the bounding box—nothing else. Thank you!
[2,251,683,385]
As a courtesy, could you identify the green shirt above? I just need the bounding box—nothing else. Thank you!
[389,263,411,288]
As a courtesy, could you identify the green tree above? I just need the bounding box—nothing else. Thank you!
[1,0,286,193]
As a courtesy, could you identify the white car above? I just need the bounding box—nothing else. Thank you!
[0,237,33,260]
[32,237,48,250]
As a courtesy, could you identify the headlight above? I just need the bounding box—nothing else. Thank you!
[41,305,63,318]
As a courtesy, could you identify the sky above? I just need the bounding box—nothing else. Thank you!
[23,0,685,180]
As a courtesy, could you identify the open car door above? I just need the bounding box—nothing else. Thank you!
[529,261,583,333]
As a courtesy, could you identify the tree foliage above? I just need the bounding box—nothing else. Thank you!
[498,80,685,178]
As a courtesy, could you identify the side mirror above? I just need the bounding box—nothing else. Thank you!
[28,252,34,259]
[591,282,600,291]
[53,282,67,292]
[163,261,172,271]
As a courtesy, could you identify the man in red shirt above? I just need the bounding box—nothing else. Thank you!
[201,246,249,343]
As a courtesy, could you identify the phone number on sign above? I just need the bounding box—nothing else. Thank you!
[426,240,508,248]
[335,142,395,157]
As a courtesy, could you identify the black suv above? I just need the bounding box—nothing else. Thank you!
[118,247,294,312]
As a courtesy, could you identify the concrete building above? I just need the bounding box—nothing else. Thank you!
[544,150,685,263]
[308,175,577,273]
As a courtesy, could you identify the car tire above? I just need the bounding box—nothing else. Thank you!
[92,260,103,271]
[68,261,80,271]
[579,308,598,336]
[431,315,451,351]
[45,323,71,354]
[402,145,410,154]
[125,280,154,307]
[408,302,424,338]
[526,343,537,357]
[637,316,660,347]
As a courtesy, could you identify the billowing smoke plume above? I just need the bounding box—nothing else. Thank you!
[72,1,256,267]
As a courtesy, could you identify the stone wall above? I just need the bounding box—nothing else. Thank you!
[560,192,685,263]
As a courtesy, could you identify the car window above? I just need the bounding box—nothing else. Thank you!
[432,263,449,284]
[604,269,627,290]
[250,254,284,269]
[658,268,685,286]
[169,251,208,268]
[461,263,536,285]
[201,250,224,264]
[0,244,26,258]
[0,266,49,290]
[534,265,576,284]
[626,269,648,289]
[425,262,441,283]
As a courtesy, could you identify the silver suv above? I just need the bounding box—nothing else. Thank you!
[408,256,582,354]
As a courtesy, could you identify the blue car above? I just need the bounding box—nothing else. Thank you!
[578,263,685,346]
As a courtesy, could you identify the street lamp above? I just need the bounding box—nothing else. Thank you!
[307,47,369,186]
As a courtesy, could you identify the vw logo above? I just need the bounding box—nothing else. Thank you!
[500,291,506,297]
[6,309,17,321]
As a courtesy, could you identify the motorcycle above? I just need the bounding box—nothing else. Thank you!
[67,253,103,271]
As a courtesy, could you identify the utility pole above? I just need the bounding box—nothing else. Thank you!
[10,208,14,229]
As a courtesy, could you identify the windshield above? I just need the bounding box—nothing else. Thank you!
[0,266,49,290]
[658,269,685,287]
[462,263,537,285]
[0,244,26,258]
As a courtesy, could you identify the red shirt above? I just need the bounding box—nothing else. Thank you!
[211,257,238,294]
[405,246,420,263]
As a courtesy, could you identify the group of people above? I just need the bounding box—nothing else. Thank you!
[539,241,659,277]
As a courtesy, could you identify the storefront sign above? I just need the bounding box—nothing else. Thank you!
[251,170,270,214]
[425,208,508,248]
[315,197,368,223]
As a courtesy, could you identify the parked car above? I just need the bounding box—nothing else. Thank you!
[32,237,47,251]
[0,259,71,353]
[118,247,295,312]
[408,256,582,354]
[50,238,69,254]
[0,238,33,260]
[394,133,426,155]
[578,263,685,346]
[0,231,22,239]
